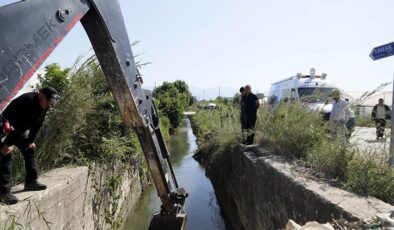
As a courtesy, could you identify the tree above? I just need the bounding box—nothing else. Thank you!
[153,81,192,132]
[37,63,71,93]
[173,80,193,106]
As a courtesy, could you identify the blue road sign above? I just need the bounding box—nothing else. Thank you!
[370,42,394,60]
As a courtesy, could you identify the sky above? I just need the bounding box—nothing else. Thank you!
[4,0,394,98]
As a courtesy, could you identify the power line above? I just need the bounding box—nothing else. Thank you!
[315,29,394,64]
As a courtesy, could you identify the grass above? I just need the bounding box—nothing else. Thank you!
[7,57,151,230]
[355,115,375,128]
[345,148,394,202]
[191,101,394,203]
[355,115,392,128]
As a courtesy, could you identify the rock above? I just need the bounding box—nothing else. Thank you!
[286,220,334,230]
[299,222,334,230]
[376,212,394,227]
[286,219,301,229]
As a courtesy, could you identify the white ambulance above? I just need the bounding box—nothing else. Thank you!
[267,68,338,120]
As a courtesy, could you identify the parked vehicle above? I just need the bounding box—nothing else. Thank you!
[268,68,338,120]
[197,102,217,110]
[207,103,217,109]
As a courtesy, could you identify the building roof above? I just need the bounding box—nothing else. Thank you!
[343,91,392,107]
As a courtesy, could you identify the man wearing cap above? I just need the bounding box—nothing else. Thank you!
[329,89,355,141]
[0,86,58,204]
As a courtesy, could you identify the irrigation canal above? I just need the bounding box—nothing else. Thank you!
[122,118,226,230]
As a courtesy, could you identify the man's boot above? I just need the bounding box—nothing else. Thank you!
[0,193,18,205]
[24,180,47,191]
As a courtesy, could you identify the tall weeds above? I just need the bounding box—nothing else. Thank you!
[191,100,394,203]
[9,56,152,186]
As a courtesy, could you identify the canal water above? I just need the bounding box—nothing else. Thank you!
[122,118,226,230]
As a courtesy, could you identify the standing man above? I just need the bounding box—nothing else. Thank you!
[243,85,260,145]
[371,98,391,140]
[239,87,246,132]
[329,90,355,141]
[0,86,58,204]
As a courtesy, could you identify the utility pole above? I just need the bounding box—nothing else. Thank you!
[218,87,220,98]
[369,42,394,166]
[390,74,394,166]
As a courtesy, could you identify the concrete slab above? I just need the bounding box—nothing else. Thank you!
[0,166,93,229]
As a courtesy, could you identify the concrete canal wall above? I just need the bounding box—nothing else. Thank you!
[0,165,143,229]
[196,144,394,230]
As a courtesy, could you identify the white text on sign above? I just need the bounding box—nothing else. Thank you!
[374,44,393,55]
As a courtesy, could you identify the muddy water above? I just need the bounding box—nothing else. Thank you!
[122,119,225,230]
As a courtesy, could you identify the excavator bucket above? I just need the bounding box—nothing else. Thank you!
[149,212,187,230]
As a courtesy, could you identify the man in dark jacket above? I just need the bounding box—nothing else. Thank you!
[0,86,58,204]
[371,98,391,140]
[243,85,260,145]
[239,87,246,132]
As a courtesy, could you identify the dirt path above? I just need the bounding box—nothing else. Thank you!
[351,127,391,154]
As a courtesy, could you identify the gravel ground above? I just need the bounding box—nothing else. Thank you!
[351,127,391,154]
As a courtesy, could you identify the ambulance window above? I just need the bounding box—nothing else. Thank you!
[298,87,336,103]
[281,89,290,102]
[269,88,280,106]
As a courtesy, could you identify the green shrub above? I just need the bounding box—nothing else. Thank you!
[306,139,355,180]
[345,150,394,201]
[158,111,171,142]
[16,59,145,174]
[255,103,355,179]
[256,103,327,159]
[195,126,242,167]
[35,67,94,167]
[192,101,394,203]
[190,103,239,139]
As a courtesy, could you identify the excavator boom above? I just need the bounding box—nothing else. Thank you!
[0,1,187,229]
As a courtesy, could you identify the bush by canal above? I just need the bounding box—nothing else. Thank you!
[190,101,394,202]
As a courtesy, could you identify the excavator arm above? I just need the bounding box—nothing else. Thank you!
[0,0,187,229]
